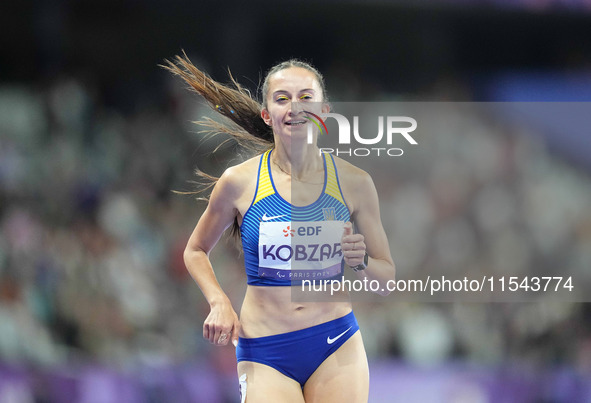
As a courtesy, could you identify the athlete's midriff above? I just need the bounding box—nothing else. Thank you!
[239,285,352,338]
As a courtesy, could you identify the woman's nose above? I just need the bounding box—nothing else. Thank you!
[290,101,305,114]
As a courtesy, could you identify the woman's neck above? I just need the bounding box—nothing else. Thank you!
[271,142,323,181]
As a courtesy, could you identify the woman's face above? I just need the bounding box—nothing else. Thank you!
[261,67,329,143]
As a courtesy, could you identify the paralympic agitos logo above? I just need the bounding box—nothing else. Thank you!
[304,111,418,157]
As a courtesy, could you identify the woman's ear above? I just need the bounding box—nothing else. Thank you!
[261,108,272,126]
[321,102,331,114]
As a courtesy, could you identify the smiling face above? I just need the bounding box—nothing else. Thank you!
[261,67,329,145]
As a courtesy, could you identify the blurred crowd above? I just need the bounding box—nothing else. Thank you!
[1,69,591,402]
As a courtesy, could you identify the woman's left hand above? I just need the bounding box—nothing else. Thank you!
[341,222,366,268]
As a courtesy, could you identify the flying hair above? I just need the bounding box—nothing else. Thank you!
[162,51,274,155]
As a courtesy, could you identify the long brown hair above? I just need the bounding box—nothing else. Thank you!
[162,52,326,236]
[162,52,273,166]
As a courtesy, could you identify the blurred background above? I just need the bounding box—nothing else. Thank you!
[1,0,591,402]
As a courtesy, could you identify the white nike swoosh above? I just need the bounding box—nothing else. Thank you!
[261,213,286,221]
[327,326,353,344]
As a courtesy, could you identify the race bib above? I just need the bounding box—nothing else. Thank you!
[258,221,345,281]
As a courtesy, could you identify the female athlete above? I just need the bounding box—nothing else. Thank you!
[164,54,395,403]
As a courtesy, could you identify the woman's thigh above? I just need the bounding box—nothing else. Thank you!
[303,331,369,403]
[237,361,305,403]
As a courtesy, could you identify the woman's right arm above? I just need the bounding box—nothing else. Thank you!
[184,167,243,347]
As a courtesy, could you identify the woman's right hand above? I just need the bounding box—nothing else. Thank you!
[203,298,241,347]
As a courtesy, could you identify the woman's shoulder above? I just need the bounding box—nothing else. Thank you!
[332,155,371,185]
[216,153,266,195]
[207,153,266,212]
[331,156,376,211]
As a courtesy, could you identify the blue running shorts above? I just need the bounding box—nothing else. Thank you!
[236,311,359,386]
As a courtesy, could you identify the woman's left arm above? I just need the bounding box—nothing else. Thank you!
[342,171,395,296]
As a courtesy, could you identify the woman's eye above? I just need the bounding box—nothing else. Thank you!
[300,94,313,100]
[276,96,289,102]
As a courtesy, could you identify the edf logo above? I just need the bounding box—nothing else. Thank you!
[297,226,322,236]
[284,225,323,237]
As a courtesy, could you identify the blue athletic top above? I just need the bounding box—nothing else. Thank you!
[240,149,351,286]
